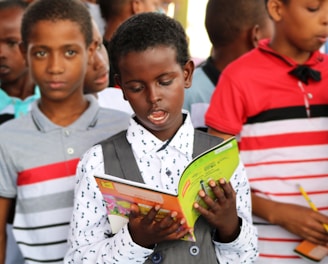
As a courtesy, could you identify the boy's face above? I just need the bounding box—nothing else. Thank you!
[83,20,109,94]
[116,46,194,141]
[141,0,161,12]
[22,20,94,101]
[133,0,162,13]
[268,0,328,54]
[0,7,27,85]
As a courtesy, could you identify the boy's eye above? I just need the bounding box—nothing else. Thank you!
[307,6,319,12]
[94,40,102,51]
[35,50,47,58]
[65,50,76,57]
[7,40,19,47]
[159,79,173,86]
[125,85,144,93]
[97,43,103,51]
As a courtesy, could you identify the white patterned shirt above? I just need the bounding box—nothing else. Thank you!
[65,112,258,263]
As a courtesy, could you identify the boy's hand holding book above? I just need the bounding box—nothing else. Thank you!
[128,204,191,248]
[194,178,240,243]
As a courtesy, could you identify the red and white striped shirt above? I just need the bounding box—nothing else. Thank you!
[206,39,328,263]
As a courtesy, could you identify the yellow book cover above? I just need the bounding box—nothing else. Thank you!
[94,137,239,242]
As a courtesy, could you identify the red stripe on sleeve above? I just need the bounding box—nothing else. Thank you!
[240,131,328,150]
[17,159,80,186]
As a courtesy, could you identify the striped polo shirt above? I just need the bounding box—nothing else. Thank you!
[0,95,130,264]
[206,39,328,263]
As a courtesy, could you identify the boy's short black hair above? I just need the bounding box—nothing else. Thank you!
[206,0,268,47]
[0,0,28,11]
[21,0,92,48]
[109,12,190,76]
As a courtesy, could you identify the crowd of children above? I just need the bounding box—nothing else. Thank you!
[1,0,328,264]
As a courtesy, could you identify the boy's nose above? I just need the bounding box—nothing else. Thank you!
[321,7,328,25]
[47,54,64,74]
[93,51,107,71]
[148,86,161,104]
[0,43,8,58]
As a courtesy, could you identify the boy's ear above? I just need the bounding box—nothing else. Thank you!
[114,74,121,87]
[87,41,97,66]
[114,74,128,101]
[251,24,260,48]
[183,60,194,89]
[19,42,28,66]
[267,0,283,22]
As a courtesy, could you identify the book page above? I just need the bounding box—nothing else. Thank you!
[177,137,240,229]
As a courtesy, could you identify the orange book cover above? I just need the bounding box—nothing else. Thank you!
[294,240,328,262]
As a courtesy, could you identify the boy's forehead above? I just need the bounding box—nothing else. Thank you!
[117,46,180,77]
[0,9,23,39]
[27,19,87,48]
[0,6,24,24]
[119,46,177,63]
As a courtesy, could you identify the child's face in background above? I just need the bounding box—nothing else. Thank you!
[268,0,328,59]
[24,20,94,101]
[116,46,194,141]
[0,7,27,84]
[134,0,162,13]
[83,20,109,94]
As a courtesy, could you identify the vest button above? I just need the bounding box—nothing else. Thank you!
[189,245,200,256]
[151,252,163,263]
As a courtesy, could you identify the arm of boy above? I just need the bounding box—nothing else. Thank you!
[252,194,328,245]
[128,204,190,248]
[0,197,12,264]
[65,146,162,264]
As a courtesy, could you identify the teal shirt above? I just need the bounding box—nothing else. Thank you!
[0,85,40,119]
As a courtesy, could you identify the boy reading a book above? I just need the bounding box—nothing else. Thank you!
[65,13,258,264]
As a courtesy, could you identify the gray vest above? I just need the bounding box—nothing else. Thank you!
[100,130,223,264]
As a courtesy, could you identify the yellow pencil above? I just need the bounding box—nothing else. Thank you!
[298,184,328,233]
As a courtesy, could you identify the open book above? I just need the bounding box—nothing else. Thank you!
[94,137,239,242]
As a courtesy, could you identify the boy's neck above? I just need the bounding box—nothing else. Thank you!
[38,96,89,126]
[269,38,312,65]
[212,32,253,72]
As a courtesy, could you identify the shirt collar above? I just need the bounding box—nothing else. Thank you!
[0,85,40,116]
[31,94,100,132]
[127,111,194,159]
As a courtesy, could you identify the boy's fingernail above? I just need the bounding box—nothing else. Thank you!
[171,211,177,218]
[209,180,216,187]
